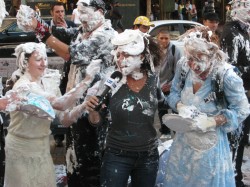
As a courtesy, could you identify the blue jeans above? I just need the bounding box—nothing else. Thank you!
[100,147,159,187]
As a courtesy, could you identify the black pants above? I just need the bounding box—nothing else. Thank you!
[66,116,109,187]
[158,92,171,135]
[158,107,171,135]
[0,112,8,187]
[52,117,66,144]
[53,134,64,142]
[229,114,250,185]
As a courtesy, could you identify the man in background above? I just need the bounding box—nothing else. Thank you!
[8,0,21,16]
[157,29,183,138]
[133,16,155,33]
[203,12,220,33]
[152,2,160,20]
[225,4,232,22]
[110,1,124,32]
[181,0,191,20]
[202,1,220,37]
[172,0,179,20]
[49,2,76,30]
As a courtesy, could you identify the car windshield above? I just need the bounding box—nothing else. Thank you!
[0,18,16,32]
[150,24,181,39]
[149,22,202,40]
[0,16,52,32]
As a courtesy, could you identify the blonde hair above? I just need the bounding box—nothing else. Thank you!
[181,26,227,65]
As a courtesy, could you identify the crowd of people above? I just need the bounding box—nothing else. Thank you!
[171,0,198,21]
[171,0,225,23]
[0,0,249,187]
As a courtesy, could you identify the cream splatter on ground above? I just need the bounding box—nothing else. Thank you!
[243,147,250,186]
[52,122,250,187]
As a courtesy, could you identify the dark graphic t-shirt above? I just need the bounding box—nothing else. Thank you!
[106,74,160,152]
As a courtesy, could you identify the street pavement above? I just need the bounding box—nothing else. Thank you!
[154,113,250,187]
[50,117,250,187]
[50,136,66,166]
[243,147,250,186]
[50,136,67,187]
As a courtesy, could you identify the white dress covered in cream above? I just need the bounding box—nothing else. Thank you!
[4,73,61,187]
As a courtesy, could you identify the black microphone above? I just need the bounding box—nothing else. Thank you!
[95,71,123,111]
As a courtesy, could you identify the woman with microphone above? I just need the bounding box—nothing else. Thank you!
[86,29,166,187]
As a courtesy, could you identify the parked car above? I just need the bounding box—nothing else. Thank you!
[0,17,64,76]
[0,17,53,46]
[149,20,203,50]
[0,18,35,46]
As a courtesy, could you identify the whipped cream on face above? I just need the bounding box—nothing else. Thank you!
[77,0,105,32]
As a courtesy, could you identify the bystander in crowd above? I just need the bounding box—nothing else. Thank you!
[35,5,41,16]
[71,6,81,26]
[110,1,124,32]
[133,16,155,33]
[156,29,183,138]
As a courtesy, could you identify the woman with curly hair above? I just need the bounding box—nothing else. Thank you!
[86,29,165,187]
[163,26,249,187]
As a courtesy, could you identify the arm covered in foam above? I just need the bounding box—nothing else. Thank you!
[58,80,103,126]
[16,5,73,61]
[217,68,250,133]
[58,102,87,127]
[13,59,101,111]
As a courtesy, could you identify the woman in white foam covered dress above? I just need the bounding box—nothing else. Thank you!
[4,40,100,187]
[4,42,60,187]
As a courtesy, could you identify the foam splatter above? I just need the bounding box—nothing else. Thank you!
[0,0,8,27]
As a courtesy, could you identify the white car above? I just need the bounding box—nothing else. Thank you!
[149,20,203,50]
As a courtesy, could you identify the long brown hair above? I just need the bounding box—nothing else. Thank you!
[140,35,162,72]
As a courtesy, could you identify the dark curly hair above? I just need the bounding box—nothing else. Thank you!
[140,35,163,72]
